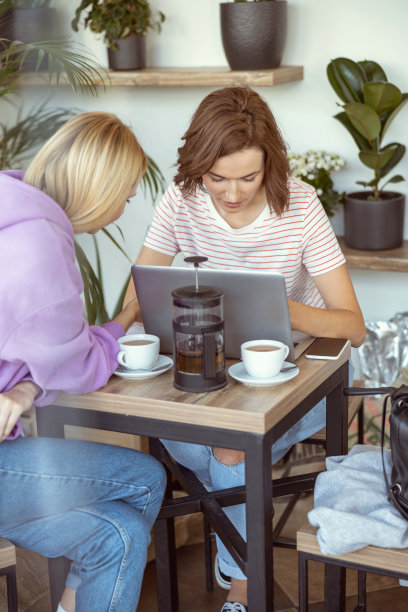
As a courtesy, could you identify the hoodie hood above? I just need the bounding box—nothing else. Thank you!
[0,170,73,238]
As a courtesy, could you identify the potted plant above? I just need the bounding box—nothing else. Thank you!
[0,0,59,71]
[220,0,287,70]
[71,0,165,71]
[288,150,346,218]
[327,57,407,250]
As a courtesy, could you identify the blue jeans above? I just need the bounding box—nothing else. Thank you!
[0,437,166,611]
[162,364,353,580]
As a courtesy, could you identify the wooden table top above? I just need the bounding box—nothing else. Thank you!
[53,346,350,436]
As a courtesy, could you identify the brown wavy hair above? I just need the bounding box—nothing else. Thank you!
[174,87,290,215]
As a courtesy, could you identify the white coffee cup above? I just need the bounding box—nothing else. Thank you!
[241,340,289,379]
[117,334,160,370]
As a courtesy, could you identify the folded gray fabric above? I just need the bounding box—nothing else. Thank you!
[308,444,408,556]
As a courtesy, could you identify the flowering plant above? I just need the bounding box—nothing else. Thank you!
[288,150,346,217]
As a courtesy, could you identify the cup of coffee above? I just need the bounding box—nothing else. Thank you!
[117,334,160,370]
[241,340,289,378]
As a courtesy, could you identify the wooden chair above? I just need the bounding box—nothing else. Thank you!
[0,538,18,612]
[297,522,408,611]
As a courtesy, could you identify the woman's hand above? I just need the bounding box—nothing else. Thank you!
[0,381,40,442]
[288,264,366,348]
[113,297,141,332]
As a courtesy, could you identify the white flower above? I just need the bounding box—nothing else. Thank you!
[288,150,346,175]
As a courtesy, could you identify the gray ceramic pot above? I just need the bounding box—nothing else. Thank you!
[107,35,146,71]
[344,191,405,250]
[0,8,58,71]
[220,1,287,70]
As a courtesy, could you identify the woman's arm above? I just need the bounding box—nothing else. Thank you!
[288,264,366,348]
[0,381,41,442]
[123,246,175,307]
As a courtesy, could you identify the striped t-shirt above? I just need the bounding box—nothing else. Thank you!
[144,177,345,309]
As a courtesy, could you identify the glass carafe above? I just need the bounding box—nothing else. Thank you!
[172,284,226,392]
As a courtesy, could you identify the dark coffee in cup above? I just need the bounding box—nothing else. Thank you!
[247,346,279,352]
[122,340,154,346]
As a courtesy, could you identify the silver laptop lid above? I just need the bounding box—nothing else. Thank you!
[131,265,297,361]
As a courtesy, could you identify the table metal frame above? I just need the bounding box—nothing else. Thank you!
[36,360,349,612]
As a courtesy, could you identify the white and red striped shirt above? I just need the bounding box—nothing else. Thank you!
[144,177,345,308]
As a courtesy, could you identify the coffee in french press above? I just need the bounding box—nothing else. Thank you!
[172,257,226,392]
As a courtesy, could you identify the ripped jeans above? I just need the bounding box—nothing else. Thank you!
[161,363,353,580]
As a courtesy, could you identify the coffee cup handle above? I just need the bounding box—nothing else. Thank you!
[118,351,127,366]
[283,345,289,361]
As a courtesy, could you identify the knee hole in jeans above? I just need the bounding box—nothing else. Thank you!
[212,447,245,466]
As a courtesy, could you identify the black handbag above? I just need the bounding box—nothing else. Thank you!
[345,384,408,521]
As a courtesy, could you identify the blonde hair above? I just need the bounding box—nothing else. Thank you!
[24,112,146,233]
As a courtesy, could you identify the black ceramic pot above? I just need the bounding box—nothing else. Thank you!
[0,8,58,71]
[220,0,287,70]
[107,35,146,71]
[344,191,406,250]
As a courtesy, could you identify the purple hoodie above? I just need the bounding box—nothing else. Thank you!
[0,170,125,436]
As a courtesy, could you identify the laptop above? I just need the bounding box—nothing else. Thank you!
[131,265,314,362]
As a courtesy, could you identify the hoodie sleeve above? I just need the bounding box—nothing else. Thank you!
[3,296,125,407]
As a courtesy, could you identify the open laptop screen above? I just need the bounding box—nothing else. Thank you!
[131,265,313,361]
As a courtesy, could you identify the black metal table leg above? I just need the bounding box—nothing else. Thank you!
[245,434,274,612]
[150,438,179,612]
[323,365,348,612]
[36,407,71,612]
[1,566,18,612]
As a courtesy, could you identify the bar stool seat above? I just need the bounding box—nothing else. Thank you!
[0,538,18,612]
[297,522,408,611]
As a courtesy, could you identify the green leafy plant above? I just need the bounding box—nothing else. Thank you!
[327,57,408,199]
[71,0,165,49]
[288,150,346,217]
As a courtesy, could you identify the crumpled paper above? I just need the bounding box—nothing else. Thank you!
[358,311,408,387]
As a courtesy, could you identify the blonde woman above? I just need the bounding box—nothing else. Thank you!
[0,112,166,612]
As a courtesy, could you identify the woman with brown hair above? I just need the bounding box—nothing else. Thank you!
[125,87,366,611]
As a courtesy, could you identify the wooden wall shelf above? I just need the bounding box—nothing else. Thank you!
[21,65,304,88]
[338,236,408,273]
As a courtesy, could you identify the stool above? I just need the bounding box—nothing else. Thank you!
[0,538,18,612]
[297,522,408,611]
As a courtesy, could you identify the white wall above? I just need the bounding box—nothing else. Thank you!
[16,0,408,325]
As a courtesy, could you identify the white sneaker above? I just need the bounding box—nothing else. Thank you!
[220,603,248,612]
[214,552,231,590]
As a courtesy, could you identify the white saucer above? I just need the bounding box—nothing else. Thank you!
[228,361,299,387]
[114,355,173,380]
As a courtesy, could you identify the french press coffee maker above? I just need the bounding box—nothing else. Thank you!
[172,256,226,392]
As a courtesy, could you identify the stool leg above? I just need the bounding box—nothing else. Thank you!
[357,402,364,445]
[5,567,18,612]
[353,571,366,612]
[298,551,309,612]
[203,518,213,591]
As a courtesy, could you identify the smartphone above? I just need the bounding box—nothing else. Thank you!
[305,337,349,360]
